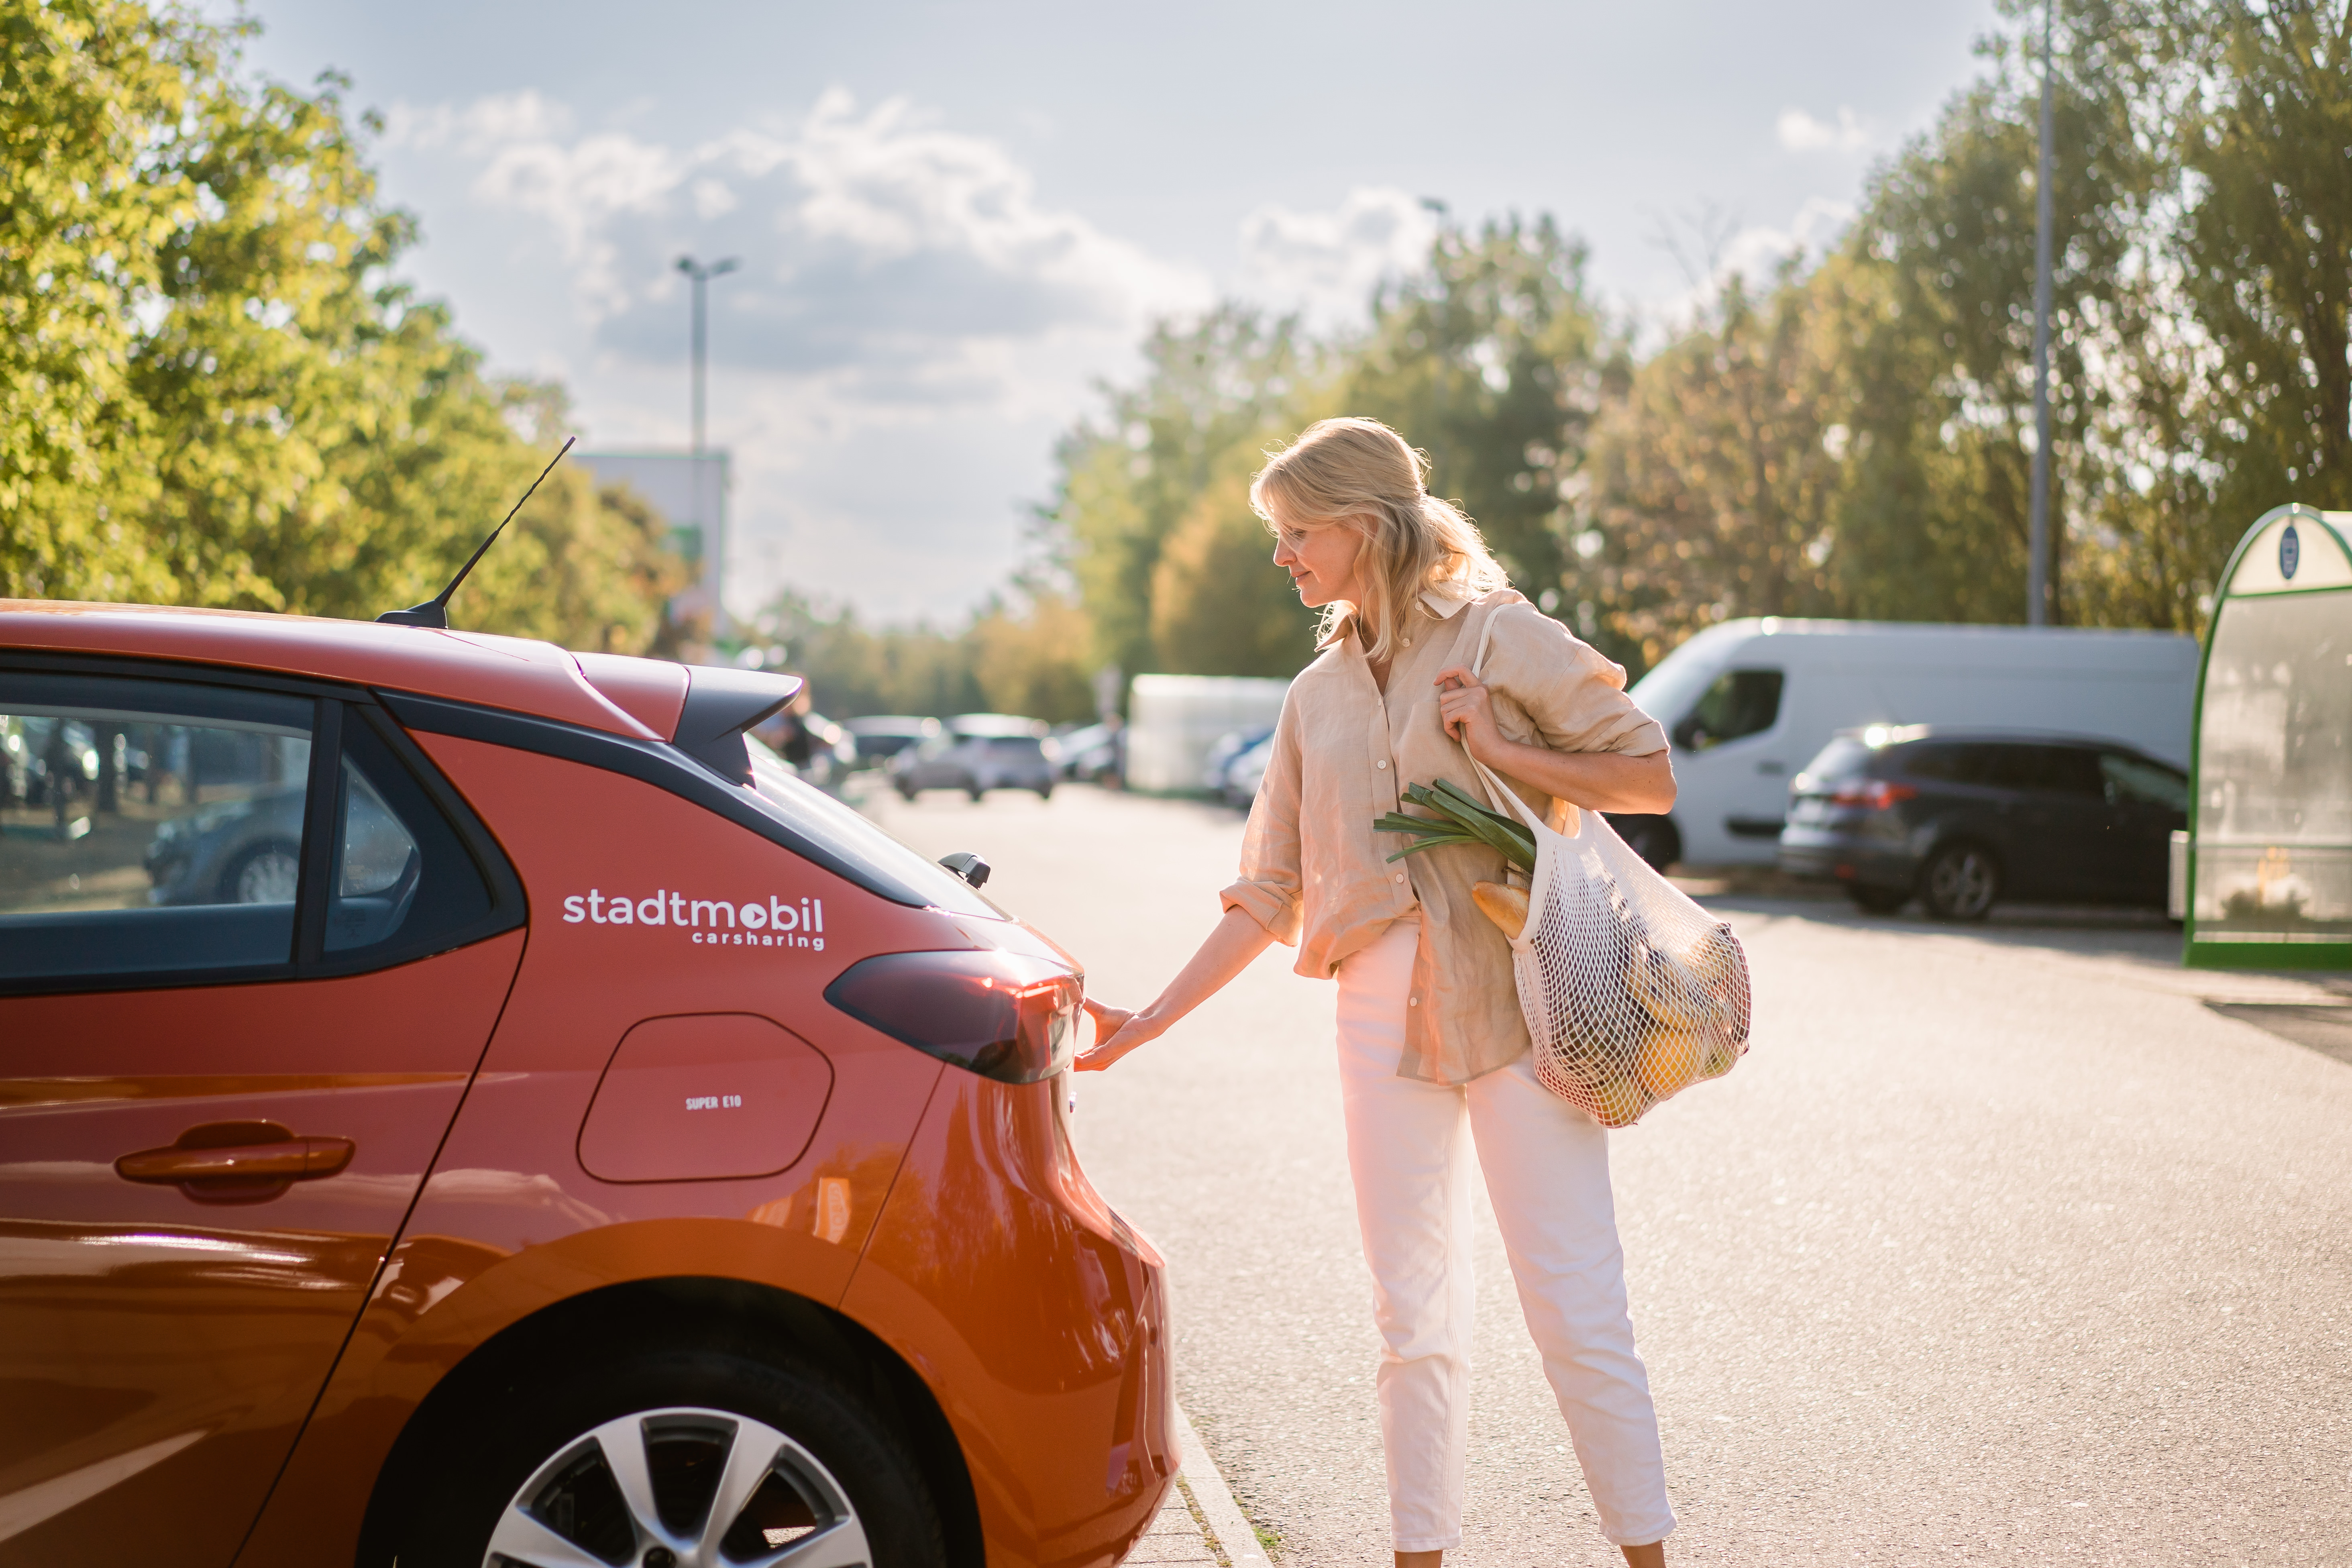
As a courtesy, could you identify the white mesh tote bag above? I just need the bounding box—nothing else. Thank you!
[1378,615,1752,1127]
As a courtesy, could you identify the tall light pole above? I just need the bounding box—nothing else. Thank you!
[676,254,739,638]
[2027,2,2056,626]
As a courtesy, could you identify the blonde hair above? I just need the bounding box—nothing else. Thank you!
[1250,417,1509,663]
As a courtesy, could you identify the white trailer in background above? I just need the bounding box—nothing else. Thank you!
[1623,618,2202,868]
[1126,675,1292,794]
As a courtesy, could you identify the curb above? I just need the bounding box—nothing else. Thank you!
[1174,1402,1270,1568]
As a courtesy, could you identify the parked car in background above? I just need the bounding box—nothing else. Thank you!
[1052,720,1123,784]
[944,713,1043,740]
[0,602,1170,1568]
[144,783,308,904]
[891,730,1058,801]
[1221,732,1276,807]
[1200,726,1274,797]
[840,714,939,770]
[1777,726,2189,919]
[1612,619,2198,870]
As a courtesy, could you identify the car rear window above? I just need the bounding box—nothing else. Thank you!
[988,738,1044,758]
[1796,735,1877,783]
[2101,751,2188,811]
[745,737,1001,919]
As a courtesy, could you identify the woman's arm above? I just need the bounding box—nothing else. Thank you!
[1075,905,1275,1071]
[1433,664,1677,814]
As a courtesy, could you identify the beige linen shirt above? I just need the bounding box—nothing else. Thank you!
[1220,587,1669,1084]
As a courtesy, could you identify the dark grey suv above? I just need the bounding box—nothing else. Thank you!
[1779,727,2189,919]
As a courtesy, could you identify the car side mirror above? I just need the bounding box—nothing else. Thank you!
[939,851,991,889]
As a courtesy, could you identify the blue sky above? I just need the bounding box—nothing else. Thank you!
[229,0,2003,622]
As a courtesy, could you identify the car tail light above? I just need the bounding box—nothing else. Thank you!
[825,950,1078,1084]
[1828,779,1918,811]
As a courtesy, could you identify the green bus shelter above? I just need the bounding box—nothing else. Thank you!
[2184,504,2352,969]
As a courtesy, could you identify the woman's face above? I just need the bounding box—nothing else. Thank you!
[1269,506,1367,609]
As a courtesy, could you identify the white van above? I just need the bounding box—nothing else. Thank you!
[1619,618,2201,867]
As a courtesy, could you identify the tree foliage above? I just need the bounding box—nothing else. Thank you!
[0,0,685,646]
[1001,1,2352,698]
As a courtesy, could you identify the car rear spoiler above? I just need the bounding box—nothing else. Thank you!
[678,666,803,785]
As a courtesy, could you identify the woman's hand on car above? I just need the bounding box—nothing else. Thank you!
[1076,997,1158,1072]
[1434,666,1504,764]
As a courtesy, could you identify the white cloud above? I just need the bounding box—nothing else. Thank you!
[402,87,1208,394]
[1234,187,1438,329]
[1720,195,1857,275]
[1775,106,1871,153]
[381,87,1222,622]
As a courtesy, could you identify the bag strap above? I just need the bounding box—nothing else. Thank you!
[1456,602,1547,833]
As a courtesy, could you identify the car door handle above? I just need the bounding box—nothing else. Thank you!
[116,1123,354,1188]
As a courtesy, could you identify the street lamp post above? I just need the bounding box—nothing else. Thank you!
[677,254,739,639]
[2027,2,2056,627]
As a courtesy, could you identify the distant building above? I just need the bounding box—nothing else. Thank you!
[577,449,732,639]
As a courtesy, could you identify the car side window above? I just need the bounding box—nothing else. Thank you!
[1671,669,1785,751]
[1897,743,1971,782]
[2100,752,2189,812]
[0,673,314,983]
[1980,745,2101,795]
[2038,748,2107,797]
[325,713,493,954]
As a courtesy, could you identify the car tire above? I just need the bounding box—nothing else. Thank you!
[219,838,302,904]
[396,1345,945,1568]
[1035,784,1053,801]
[896,784,917,802]
[966,786,985,803]
[1847,884,1910,915]
[1922,842,2000,921]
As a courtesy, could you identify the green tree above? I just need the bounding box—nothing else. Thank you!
[0,0,685,649]
[1346,214,1618,598]
[970,588,1098,722]
[1583,263,1848,670]
[1149,443,1323,676]
[0,0,196,601]
[1049,306,1311,683]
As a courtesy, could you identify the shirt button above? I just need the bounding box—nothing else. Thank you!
[1408,995,1419,1006]
[1393,872,1405,883]
[1375,759,1388,769]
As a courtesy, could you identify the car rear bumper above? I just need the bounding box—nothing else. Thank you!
[841,1071,1173,1568]
[1778,827,1919,890]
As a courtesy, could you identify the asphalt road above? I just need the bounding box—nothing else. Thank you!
[858,780,2352,1566]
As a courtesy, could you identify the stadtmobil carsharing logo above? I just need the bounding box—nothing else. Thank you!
[563,889,825,951]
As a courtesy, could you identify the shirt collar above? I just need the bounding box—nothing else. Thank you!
[1322,589,1476,652]
[1419,590,1472,620]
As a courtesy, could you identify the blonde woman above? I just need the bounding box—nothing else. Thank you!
[1078,418,1679,1566]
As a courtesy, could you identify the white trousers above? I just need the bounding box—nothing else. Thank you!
[1336,920,1675,1551]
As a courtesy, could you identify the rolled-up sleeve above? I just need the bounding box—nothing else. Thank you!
[1219,700,1306,944]
[1481,604,1668,756]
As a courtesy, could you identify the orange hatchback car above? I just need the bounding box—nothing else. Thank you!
[0,603,1172,1568]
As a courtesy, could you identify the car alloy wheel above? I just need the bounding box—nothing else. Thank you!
[487,1406,869,1568]
[1923,843,1999,921]
[225,841,301,903]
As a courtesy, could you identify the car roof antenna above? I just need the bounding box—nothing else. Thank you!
[377,436,576,628]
